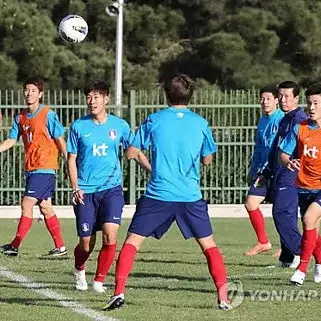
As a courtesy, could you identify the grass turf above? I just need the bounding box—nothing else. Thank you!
[0,218,320,321]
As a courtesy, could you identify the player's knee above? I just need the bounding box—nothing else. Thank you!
[39,205,54,217]
[102,233,118,245]
[303,215,316,230]
[245,199,259,211]
[38,200,54,216]
[197,235,216,251]
[79,242,91,253]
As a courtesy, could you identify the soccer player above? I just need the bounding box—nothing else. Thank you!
[104,74,231,311]
[0,76,67,257]
[259,81,308,267]
[67,80,150,293]
[244,86,283,256]
[279,83,321,285]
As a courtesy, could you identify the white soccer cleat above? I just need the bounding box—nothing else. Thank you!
[74,269,88,291]
[92,281,106,293]
[217,301,233,311]
[314,264,321,283]
[289,256,300,269]
[290,269,305,286]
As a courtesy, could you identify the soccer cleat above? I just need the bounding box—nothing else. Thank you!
[217,301,233,311]
[278,256,300,268]
[103,293,125,311]
[92,281,106,293]
[314,264,321,283]
[244,242,272,256]
[0,244,18,256]
[74,269,88,291]
[278,261,291,268]
[290,269,305,286]
[289,256,300,269]
[47,246,67,257]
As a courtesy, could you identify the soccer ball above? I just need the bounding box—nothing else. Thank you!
[58,15,88,43]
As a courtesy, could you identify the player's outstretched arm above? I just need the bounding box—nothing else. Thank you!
[202,155,213,166]
[126,146,151,173]
[0,138,16,152]
[54,136,67,161]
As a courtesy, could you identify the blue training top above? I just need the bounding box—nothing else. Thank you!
[67,114,133,193]
[131,107,217,202]
[249,108,284,177]
[263,107,308,186]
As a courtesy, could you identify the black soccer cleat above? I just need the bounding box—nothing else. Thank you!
[103,294,125,311]
[47,247,68,257]
[0,244,18,257]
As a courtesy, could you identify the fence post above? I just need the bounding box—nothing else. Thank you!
[129,90,136,204]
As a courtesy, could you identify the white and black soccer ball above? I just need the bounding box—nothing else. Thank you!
[58,15,88,43]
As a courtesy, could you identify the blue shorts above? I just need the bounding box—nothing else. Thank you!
[247,179,273,202]
[299,191,321,218]
[128,196,213,240]
[24,173,55,201]
[74,185,124,237]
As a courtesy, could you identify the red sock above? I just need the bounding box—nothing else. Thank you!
[204,247,228,303]
[94,243,117,283]
[74,244,91,271]
[247,208,269,244]
[313,235,321,264]
[298,228,317,273]
[114,243,137,295]
[11,216,33,249]
[44,215,65,249]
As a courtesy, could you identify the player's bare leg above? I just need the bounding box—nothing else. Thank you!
[93,223,120,293]
[244,194,272,256]
[39,198,67,256]
[196,235,232,310]
[104,233,146,311]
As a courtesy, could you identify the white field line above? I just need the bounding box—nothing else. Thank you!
[0,266,118,321]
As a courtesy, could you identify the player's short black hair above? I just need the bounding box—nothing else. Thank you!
[259,85,278,98]
[23,76,44,92]
[164,74,194,106]
[84,80,110,96]
[278,81,300,97]
[305,83,321,97]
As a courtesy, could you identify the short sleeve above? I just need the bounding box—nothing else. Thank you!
[131,117,153,150]
[47,110,65,139]
[67,123,79,154]
[121,121,134,149]
[279,124,299,155]
[8,115,20,140]
[201,125,217,157]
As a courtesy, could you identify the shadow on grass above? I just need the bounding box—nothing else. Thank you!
[135,257,203,265]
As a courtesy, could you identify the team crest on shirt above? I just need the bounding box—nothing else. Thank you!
[108,129,117,140]
[82,223,89,232]
[176,112,184,118]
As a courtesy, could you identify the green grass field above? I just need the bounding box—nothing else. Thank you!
[0,218,320,321]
